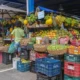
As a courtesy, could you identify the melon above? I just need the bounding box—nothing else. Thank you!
[24,20,28,25]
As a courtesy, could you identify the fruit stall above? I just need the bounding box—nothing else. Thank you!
[22,7,80,80]
[0,6,80,80]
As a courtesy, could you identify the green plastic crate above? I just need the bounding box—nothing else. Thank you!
[64,54,80,63]
[64,75,80,80]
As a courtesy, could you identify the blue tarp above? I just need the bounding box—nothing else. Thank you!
[38,6,58,13]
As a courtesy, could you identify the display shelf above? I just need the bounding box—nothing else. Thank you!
[28,26,54,32]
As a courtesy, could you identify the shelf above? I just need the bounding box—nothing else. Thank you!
[28,26,53,29]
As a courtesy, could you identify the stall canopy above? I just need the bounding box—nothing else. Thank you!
[0,4,26,18]
[0,4,26,13]
[38,6,58,13]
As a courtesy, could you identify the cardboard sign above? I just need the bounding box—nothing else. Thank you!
[38,11,45,19]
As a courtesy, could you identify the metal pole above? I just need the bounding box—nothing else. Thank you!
[26,0,29,15]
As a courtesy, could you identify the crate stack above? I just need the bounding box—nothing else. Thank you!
[35,57,61,80]
[30,50,47,73]
[16,46,31,72]
[64,46,80,80]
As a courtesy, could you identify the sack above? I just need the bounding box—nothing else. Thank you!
[20,38,30,46]
[8,42,16,53]
[0,45,9,52]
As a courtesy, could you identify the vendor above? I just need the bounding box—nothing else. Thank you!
[11,21,25,56]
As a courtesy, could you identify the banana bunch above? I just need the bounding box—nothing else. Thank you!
[27,14,37,24]
[21,59,30,64]
[18,17,24,23]
[55,15,66,27]
[71,19,79,27]
[44,14,52,20]
[65,18,72,26]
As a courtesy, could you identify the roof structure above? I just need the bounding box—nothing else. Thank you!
[0,0,80,16]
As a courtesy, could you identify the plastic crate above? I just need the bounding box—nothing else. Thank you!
[0,52,2,63]
[64,61,80,77]
[37,72,58,80]
[17,61,30,72]
[36,52,47,58]
[2,52,14,65]
[64,54,80,63]
[35,58,61,77]
[30,51,47,61]
[20,49,29,60]
[30,61,36,73]
[64,75,80,80]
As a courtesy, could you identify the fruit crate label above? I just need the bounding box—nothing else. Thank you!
[68,65,74,70]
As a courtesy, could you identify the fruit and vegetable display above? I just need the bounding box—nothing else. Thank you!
[68,45,80,55]
[32,29,72,39]
[1,10,80,56]
[47,44,68,55]
[47,44,68,51]
[18,12,80,29]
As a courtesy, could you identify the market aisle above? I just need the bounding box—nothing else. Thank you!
[0,69,36,80]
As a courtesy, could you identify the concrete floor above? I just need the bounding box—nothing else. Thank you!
[0,70,36,80]
[0,64,12,70]
[0,64,36,80]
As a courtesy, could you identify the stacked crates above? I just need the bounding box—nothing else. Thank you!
[64,53,80,80]
[20,47,29,60]
[30,50,47,73]
[2,52,14,65]
[35,57,61,79]
[30,50,47,61]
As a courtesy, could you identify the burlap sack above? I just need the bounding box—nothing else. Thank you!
[0,45,9,52]
[20,38,30,46]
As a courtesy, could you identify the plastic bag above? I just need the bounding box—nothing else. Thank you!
[8,42,16,53]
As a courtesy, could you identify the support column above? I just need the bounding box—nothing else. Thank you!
[26,0,34,15]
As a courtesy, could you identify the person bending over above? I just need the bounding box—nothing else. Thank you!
[11,21,25,56]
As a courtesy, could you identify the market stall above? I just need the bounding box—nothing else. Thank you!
[0,5,80,80]
[16,7,80,80]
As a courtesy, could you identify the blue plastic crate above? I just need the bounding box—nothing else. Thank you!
[35,58,61,77]
[17,61,30,72]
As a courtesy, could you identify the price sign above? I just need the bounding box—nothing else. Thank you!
[38,11,45,19]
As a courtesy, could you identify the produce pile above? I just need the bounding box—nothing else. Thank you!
[18,12,80,28]
[47,44,68,51]
[32,29,72,39]
[68,45,80,55]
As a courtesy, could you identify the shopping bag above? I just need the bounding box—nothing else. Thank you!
[8,42,16,53]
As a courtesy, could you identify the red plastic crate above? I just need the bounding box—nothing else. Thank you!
[0,52,2,63]
[30,50,47,61]
[36,52,47,58]
[64,61,80,77]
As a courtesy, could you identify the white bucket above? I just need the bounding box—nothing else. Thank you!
[13,57,20,69]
